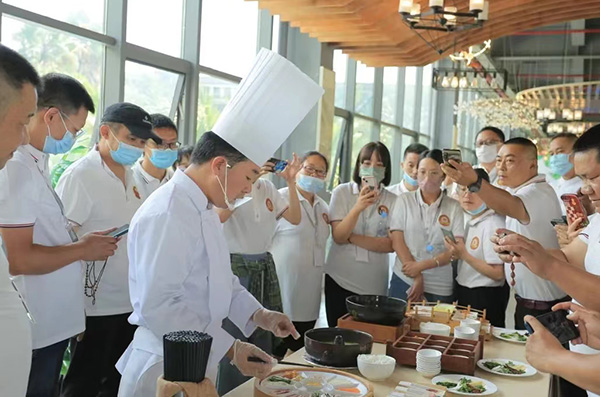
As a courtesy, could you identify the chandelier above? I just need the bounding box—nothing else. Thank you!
[398,0,489,54]
[455,98,541,132]
[449,40,491,66]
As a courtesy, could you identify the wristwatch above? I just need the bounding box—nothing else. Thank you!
[468,174,483,193]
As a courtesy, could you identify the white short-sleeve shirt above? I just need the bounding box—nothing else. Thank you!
[456,209,506,288]
[386,181,410,196]
[504,175,566,301]
[131,160,174,202]
[55,148,144,316]
[0,145,85,349]
[271,188,330,321]
[550,176,584,216]
[223,178,289,255]
[325,182,397,295]
[390,189,464,297]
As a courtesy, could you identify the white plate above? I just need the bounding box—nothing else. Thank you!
[431,374,497,396]
[477,358,537,377]
[492,328,529,344]
[258,370,370,397]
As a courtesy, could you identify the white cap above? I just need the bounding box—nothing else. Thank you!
[212,48,324,166]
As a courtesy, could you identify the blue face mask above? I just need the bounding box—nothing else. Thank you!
[297,173,325,193]
[549,153,574,176]
[109,130,143,166]
[149,149,177,169]
[403,172,418,187]
[42,113,77,154]
[466,202,487,216]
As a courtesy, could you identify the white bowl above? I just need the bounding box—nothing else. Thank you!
[417,349,442,359]
[417,368,441,378]
[357,354,396,381]
[460,319,481,334]
[420,322,451,336]
[454,326,478,341]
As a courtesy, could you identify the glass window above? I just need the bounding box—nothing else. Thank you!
[402,133,415,157]
[382,68,399,124]
[351,117,375,167]
[420,64,433,135]
[380,125,397,152]
[355,61,375,117]
[127,0,184,57]
[124,61,181,116]
[200,0,259,77]
[403,67,418,130]
[197,74,238,138]
[333,50,348,109]
[272,15,281,52]
[330,116,346,188]
[4,0,105,32]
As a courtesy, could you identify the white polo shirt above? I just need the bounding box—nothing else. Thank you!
[271,188,330,322]
[325,182,397,295]
[223,178,288,255]
[131,160,174,202]
[56,147,143,316]
[504,174,566,301]
[386,181,410,196]
[456,209,505,288]
[550,176,584,216]
[390,189,464,297]
[0,145,85,349]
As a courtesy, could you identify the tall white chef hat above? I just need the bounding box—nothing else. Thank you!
[212,48,324,166]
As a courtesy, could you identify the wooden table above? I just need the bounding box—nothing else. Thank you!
[225,338,549,396]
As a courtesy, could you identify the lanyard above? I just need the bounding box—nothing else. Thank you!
[415,192,444,250]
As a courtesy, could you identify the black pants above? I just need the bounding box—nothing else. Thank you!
[60,314,136,397]
[286,320,317,352]
[456,283,510,328]
[26,339,69,397]
[325,275,357,327]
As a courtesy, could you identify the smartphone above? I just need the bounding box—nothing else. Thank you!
[442,149,462,169]
[550,217,568,227]
[362,176,378,192]
[107,224,129,238]
[561,193,590,228]
[267,157,288,173]
[441,228,456,243]
[524,309,580,345]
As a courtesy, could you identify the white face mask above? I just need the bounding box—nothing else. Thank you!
[476,144,498,164]
[216,163,236,210]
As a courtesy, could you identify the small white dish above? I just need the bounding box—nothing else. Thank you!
[420,322,451,336]
[460,319,481,334]
[357,354,396,381]
[432,374,497,395]
[454,326,478,341]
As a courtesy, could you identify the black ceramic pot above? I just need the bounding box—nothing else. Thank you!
[304,328,373,367]
[346,295,407,326]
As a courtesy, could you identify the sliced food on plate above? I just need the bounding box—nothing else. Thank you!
[492,328,529,343]
[477,358,537,377]
[256,369,372,397]
[432,374,497,396]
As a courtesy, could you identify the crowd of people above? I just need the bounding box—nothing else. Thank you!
[3,42,600,397]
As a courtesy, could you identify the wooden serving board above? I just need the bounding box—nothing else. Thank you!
[337,313,409,344]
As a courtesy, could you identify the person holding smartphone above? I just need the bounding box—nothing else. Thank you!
[324,142,396,326]
[389,150,464,303]
[444,168,509,327]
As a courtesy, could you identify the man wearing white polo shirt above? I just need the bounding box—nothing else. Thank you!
[57,103,160,397]
[443,138,567,330]
[548,133,583,215]
[0,73,118,397]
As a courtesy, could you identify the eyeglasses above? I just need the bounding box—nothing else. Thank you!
[56,109,85,139]
[147,139,181,150]
[475,139,501,148]
[303,165,327,178]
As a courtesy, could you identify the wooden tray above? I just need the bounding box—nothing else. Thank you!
[337,313,409,344]
[386,331,483,375]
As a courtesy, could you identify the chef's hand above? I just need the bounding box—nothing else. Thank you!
[524,315,566,373]
[252,308,300,339]
[553,302,600,350]
[231,340,276,378]
[353,186,377,212]
[440,160,478,187]
[78,229,118,261]
[279,153,302,183]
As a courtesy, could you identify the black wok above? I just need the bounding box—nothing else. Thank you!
[346,295,407,326]
[304,328,373,367]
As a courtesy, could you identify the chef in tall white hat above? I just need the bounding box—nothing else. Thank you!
[115,48,324,397]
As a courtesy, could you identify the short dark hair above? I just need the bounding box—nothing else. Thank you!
[473,168,490,184]
[0,45,40,116]
[418,149,444,167]
[551,132,578,144]
[352,141,392,186]
[504,137,538,159]
[191,131,248,166]
[37,73,95,115]
[573,124,600,163]
[476,126,505,143]
[150,113,177,133]
[403,143,429,158]
[302,150,329,172]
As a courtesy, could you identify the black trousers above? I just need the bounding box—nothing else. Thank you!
[60,313,136,397]
[455,283,510,328]
[325,275,357,327]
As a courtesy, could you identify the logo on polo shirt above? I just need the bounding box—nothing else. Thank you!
[133,186,141,200]
[470,236,480,250]
[438,214,450,227]
[377,205,389,217]
[265,198,274,212]
[322,213,330,224]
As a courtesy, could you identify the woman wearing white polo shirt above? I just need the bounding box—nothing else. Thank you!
[324,142,396,327]
[271,151,330,352]
[389,149,464,303]
[444,168,509,327]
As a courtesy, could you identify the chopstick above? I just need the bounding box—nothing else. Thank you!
[248,356,315,368]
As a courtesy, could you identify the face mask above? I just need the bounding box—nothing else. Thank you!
[42,113,76,154]
[466,202,487,216]
[297,174,325,194]
[549,153,574,176]
[476,144,498,164]
[108,129,144,166]
[149,149,178,169]
[403,172,418,187]
[419,177,442,194]
[359,166,386,183]
[216,163,235,210]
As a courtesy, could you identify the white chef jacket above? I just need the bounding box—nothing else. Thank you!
[271,187,330,322]
[223,178,288,255]
[0,145,84,349]
[550,176,584,216]
[131,160,174,202]
[116,170,262,396]
[390,189,464,296]
[325,182,397,295]
[56,148,143,316]
[504,174,566,301]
